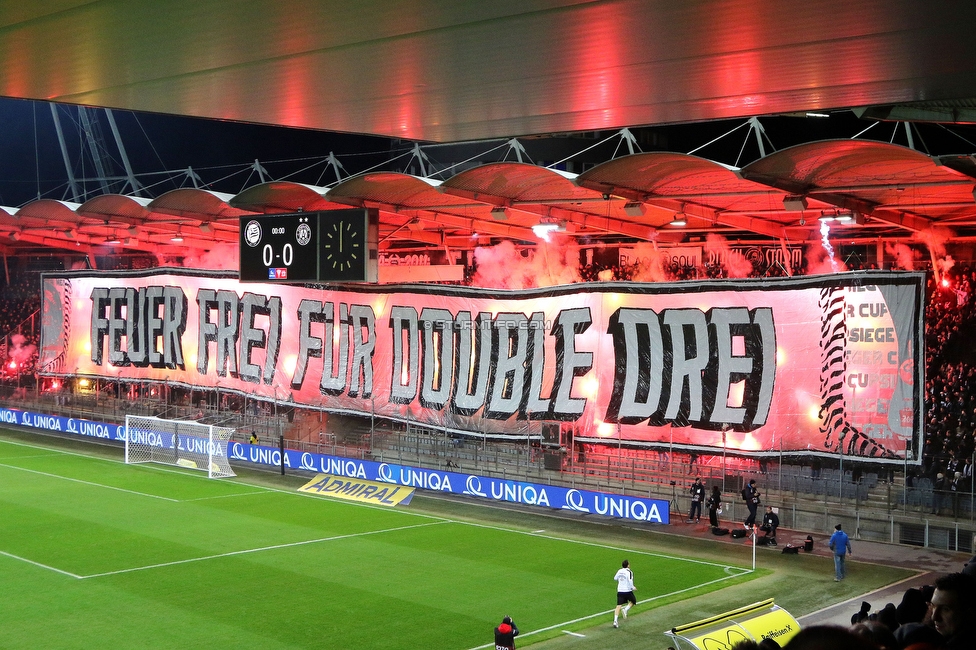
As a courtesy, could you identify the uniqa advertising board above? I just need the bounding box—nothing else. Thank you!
[1,407,669,524]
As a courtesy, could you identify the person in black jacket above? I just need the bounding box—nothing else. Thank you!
[760,506,779,541]
[494,616,519,650]
[688,477,705,523]
[742,479,761,529]
[706,486,722,528]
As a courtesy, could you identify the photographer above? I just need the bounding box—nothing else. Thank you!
[742,479,761,529]
[688,477,705,523]
[494,616,519,650]
[759,506,779,543]
[706,485,722,529]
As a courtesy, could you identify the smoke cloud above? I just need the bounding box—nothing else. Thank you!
[807,224,848,275]
[164,242,239,271]
[915,227,953,283]
[885,242,916,270]
[627,242,669,283]
[471,239,581,289]
[704,234,753,278]
[7,333,36,366]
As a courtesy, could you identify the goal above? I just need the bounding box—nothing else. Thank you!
[125,415,236,478]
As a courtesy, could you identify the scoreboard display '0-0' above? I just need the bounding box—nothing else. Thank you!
[238,209,378,283]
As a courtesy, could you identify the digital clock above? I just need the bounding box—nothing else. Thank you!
[238,209,378,283]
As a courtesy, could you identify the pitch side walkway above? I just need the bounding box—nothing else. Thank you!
[668,518,970,628]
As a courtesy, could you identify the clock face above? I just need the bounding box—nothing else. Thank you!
[322,219,364,277]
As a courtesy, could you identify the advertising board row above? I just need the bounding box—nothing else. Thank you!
[3,407,669,524]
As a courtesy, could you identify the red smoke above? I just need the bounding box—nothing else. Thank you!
[885,242,916,270]
[627,242,669,283]
[471,240,581,289]
[7,333,36,366]
[705,234,753,278]
[156,243,238,271]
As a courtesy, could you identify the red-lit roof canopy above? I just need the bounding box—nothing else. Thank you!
[2,1,976,142]
[2,140,975,261]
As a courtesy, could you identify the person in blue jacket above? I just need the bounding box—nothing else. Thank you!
[828,523,853,581]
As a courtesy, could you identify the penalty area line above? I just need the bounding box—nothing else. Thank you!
[464,570,748,650]
[0,461,180,502]
[80,520,451,579]
[0,550,84,579]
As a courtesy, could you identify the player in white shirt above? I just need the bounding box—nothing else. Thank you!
[612,559,636,628]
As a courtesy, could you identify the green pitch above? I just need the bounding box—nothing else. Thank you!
[0,432,755,649]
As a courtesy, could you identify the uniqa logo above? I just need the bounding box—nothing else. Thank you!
[398,468,453,491]
[464,475,487,497]
[562,489,590,513]
[230,443,248,461]
[318,457,367,479]
[593,495,664,522]
[489,482,551,506]
[377,463,397,483]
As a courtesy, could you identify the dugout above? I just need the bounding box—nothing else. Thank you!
[665,599,799,649]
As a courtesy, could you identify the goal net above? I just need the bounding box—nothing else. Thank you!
[125,415,236,478]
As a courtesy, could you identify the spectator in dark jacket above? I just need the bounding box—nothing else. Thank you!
[494,616,519,650]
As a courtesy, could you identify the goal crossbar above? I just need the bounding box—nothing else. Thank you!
[125,415,236,478]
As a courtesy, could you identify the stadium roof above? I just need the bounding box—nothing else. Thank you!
[3,139,975,262]
[3,1,976,143]
[3,1,976,262]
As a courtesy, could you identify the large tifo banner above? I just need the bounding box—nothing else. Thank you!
[39,269,924,461]
[1,407,668,524]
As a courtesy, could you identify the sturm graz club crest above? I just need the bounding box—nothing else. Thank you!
[296,217,312,247]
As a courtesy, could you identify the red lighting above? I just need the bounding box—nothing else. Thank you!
[942,278,950,288]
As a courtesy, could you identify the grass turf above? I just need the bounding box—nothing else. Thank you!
[0,431,761,650]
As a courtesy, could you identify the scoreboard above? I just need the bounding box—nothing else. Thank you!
[239,209,378,283]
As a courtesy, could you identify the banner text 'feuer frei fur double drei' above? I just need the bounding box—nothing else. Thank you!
[39,269,924,461]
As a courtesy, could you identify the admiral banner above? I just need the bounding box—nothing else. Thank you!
[38,269,924,460]
[299,474,416,506]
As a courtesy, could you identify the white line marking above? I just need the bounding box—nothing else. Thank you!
[0,461,179,502]
[0,550,84,579]
[81,520,450,579]
[0,437,123,463]
[464,571,749,650]
[180,491,269,502]
[455,518,747,572]
[563,631,585,637]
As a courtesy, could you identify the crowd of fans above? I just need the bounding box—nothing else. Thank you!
[921,268,976,495]
[0,274,40,339]
[823,567,976,649]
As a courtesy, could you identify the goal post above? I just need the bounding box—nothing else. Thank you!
[125,415,236,478]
